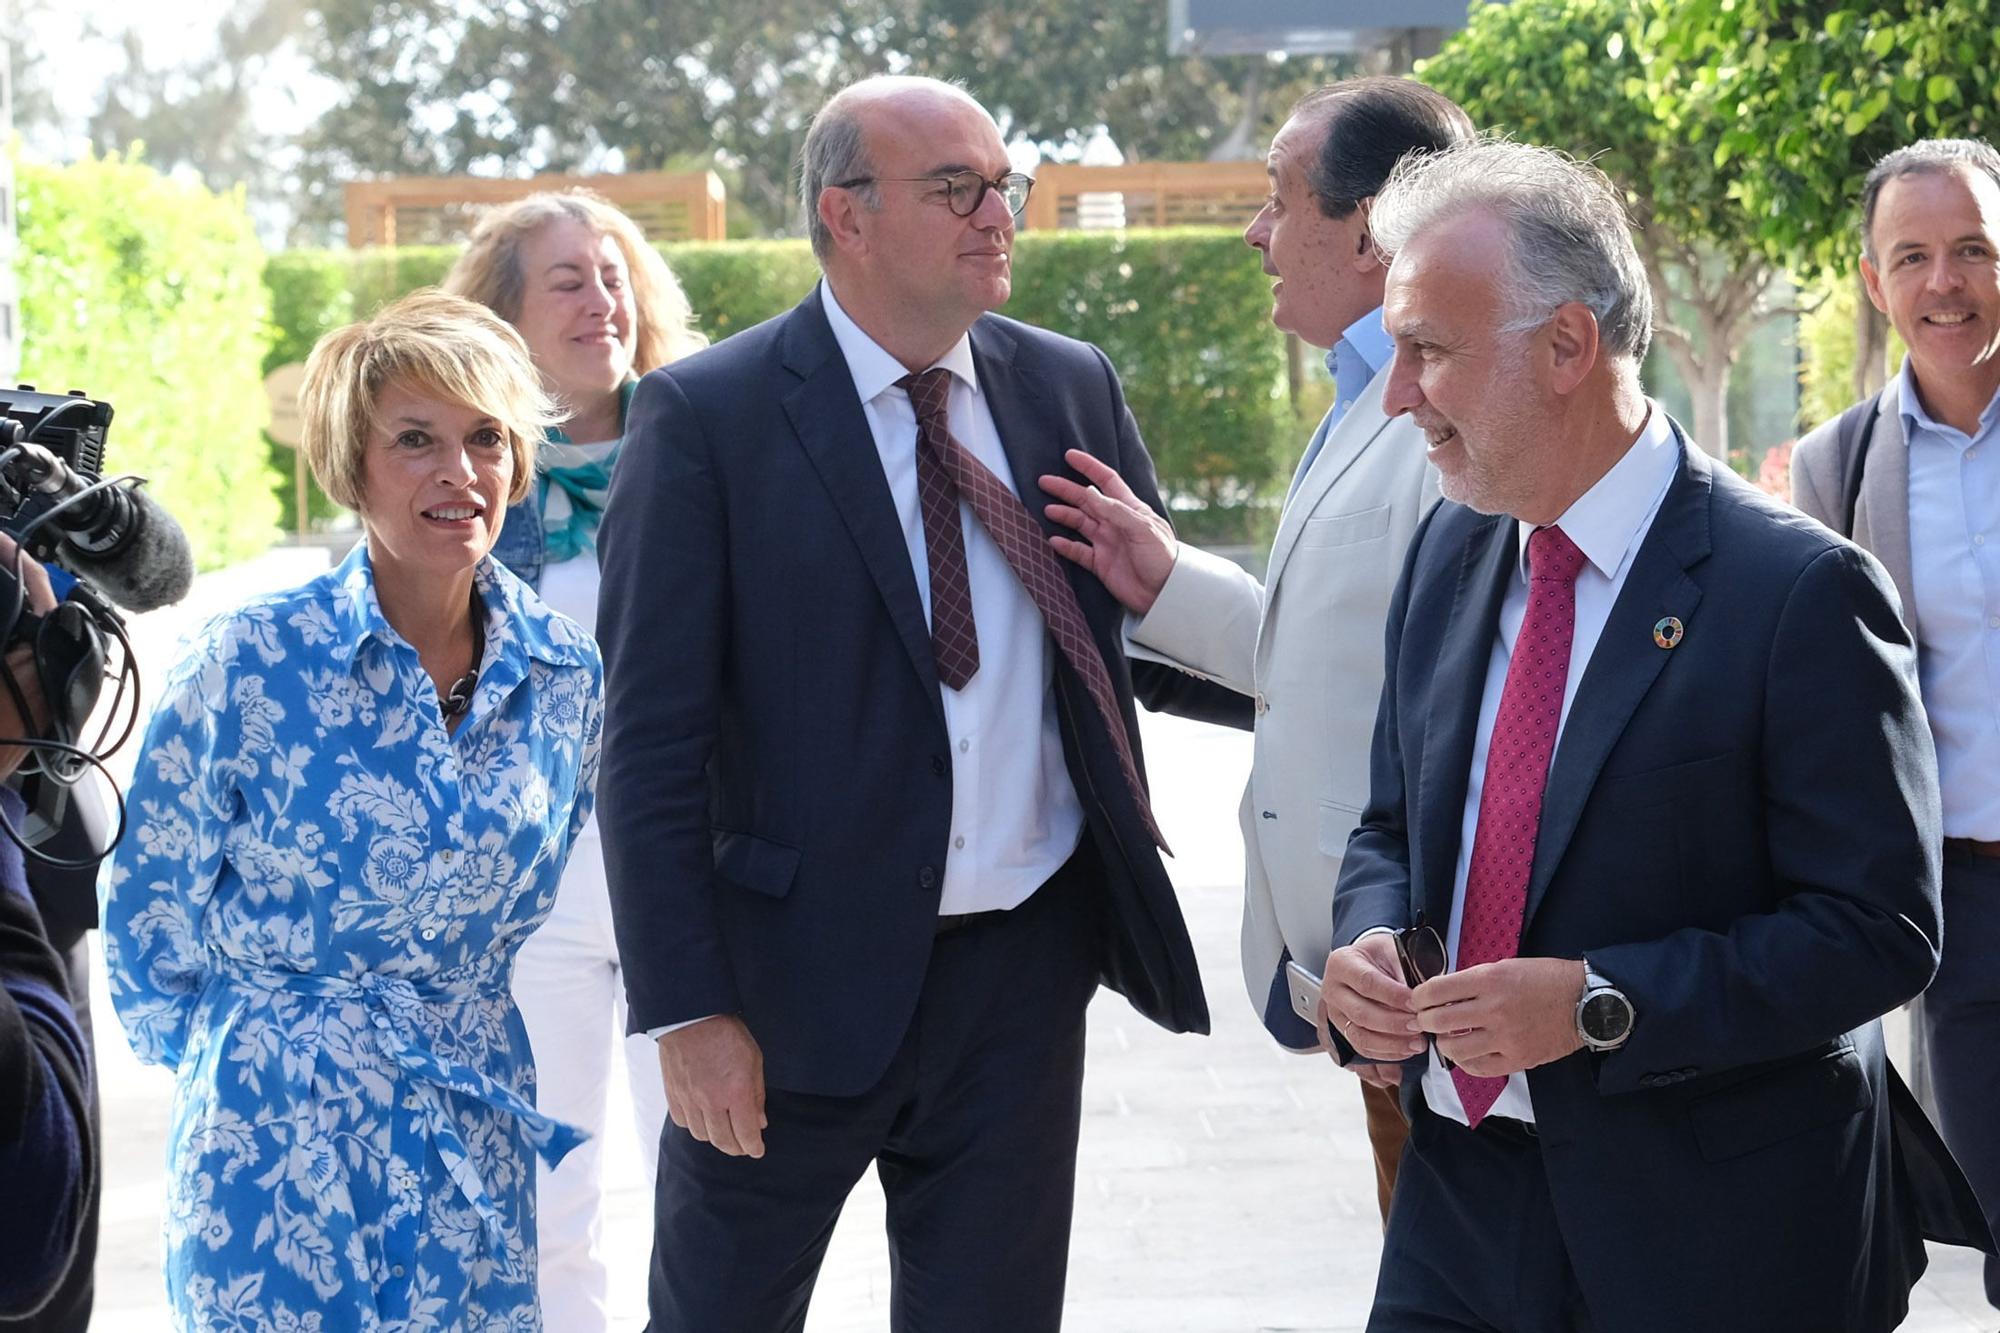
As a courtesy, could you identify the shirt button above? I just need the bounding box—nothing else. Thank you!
[392,1264,406,1278]
[958,738,970,753]
[954,835,965,849]
[1976,533,1987,546]
[441,850,454,863]
[421,927,437,941]
[1991,616,2000,630]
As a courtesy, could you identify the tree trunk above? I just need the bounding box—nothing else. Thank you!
[1658,338,1732,459]
[1853,274,1891,398]
[1684,355,1732,459]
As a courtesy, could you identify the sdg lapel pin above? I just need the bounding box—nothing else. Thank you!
[1653,616,1685,650]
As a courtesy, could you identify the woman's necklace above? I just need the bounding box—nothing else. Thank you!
[440,594,486,723]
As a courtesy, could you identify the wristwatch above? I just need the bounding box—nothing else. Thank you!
[1575,961,1634,1051]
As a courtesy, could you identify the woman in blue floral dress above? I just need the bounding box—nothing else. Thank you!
[101,290,602,1331]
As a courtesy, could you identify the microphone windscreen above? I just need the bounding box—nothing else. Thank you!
[59,487,196,612]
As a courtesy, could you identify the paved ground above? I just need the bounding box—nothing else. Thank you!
[80,545,1995,1331]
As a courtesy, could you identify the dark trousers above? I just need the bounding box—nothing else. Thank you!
[646,857,1101,1333]
[1924,846,2000,1308]
[1369,1094,1593,1333]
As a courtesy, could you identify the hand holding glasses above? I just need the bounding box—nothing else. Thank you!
[836,170,1036,218]
[1393,912,1455,1069]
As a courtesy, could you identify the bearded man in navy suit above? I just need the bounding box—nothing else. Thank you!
[1317,139,1990,1332]
[596,75,1244,1331]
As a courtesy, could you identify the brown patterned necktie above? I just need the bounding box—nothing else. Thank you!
[899,368,1168,852]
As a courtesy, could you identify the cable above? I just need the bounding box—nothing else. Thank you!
[0,735,128,869]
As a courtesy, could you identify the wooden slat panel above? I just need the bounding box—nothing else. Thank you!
[343,171,727,247]
[1022,161,1268,232]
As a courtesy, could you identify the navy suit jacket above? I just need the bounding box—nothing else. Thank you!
[596,288,1248,1098]
[1330,437,1989,1331]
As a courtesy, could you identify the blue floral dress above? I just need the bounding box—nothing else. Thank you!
[101,542,602,1332]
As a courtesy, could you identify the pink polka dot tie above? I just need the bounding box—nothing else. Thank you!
[1451,524,1588,1127]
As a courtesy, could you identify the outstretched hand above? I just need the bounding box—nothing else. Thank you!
[1039,448,1177,616]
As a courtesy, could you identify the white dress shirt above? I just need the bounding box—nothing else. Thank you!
[822,281,1085,914]
[1422,405,1679,1126]
[1896,359,2000,840]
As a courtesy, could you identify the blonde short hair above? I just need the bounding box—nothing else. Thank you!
[297,289,558,509]
[444,189,708,376]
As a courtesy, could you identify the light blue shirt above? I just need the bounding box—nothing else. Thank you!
[1286,307,1394,498]
[101,543,603,1325]
[1896,359,2000,839]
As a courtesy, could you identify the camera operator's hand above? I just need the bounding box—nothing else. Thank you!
[0,534,55,779]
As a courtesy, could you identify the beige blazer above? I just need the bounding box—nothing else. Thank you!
[1133,370,1437,1044]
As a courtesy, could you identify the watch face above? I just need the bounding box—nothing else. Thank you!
[1580,991,1632,1043]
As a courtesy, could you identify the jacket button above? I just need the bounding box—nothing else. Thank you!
[931,755,947,777]
[918,865,937,890]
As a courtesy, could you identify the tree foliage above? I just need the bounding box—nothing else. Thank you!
[1646,0,2000,282]
[1646,0,2000,397]
[1419,0,1786,456]
[292,0,1352,239]
[14,149,278,568]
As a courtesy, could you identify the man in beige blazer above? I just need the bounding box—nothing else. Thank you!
[1042,77,1473,1219]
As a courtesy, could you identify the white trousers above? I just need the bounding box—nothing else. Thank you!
[514,822,668,1331]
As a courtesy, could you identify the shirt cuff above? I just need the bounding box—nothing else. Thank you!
[644,1014,723,1040]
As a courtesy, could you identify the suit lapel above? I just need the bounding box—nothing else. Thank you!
[1523,436,1710,928]
[968,318,1063,521]
[1417,511,1514,926]
[1265,374,1398,592]
[779,291,945,720]
[1856,381,1916,633]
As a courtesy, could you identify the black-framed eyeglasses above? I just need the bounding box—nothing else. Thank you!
[1393,912,1446,990]
[835,169,1036,218]
[1394,912,1454,1069]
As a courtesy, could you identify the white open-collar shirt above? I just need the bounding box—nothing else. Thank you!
[822,280,1085,915]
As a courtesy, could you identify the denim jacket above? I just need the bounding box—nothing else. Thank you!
[491,380,637,591]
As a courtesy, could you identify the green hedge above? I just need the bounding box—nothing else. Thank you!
[14,150,278,570]
[264,229,1290,539]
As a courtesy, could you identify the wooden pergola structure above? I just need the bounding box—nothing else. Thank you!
[1020,161,1270,232]
[344,170,728,247]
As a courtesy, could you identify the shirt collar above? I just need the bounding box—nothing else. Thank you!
[1893,356,2000,446]
[326,540,596,674]
[1518,402,1678,583]
[821,279,979,403]
[1331,305,1392,378]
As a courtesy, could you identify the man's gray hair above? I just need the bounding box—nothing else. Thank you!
[801,97,877,263]
[1370,138,1654,364]
[1861,138,2000,261]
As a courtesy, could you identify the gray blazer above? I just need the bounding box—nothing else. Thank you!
[1791,377,1918,633]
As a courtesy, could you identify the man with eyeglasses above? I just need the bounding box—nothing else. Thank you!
[597,74,1245,1331]
[1314,139,1987,1331]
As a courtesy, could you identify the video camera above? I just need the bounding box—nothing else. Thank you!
[0,386,163,859]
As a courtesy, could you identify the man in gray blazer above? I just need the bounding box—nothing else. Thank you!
[1792,136,2000,1315]
[1042,76,1472,1220]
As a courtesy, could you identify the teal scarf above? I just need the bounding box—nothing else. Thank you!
[540,380,637,564]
